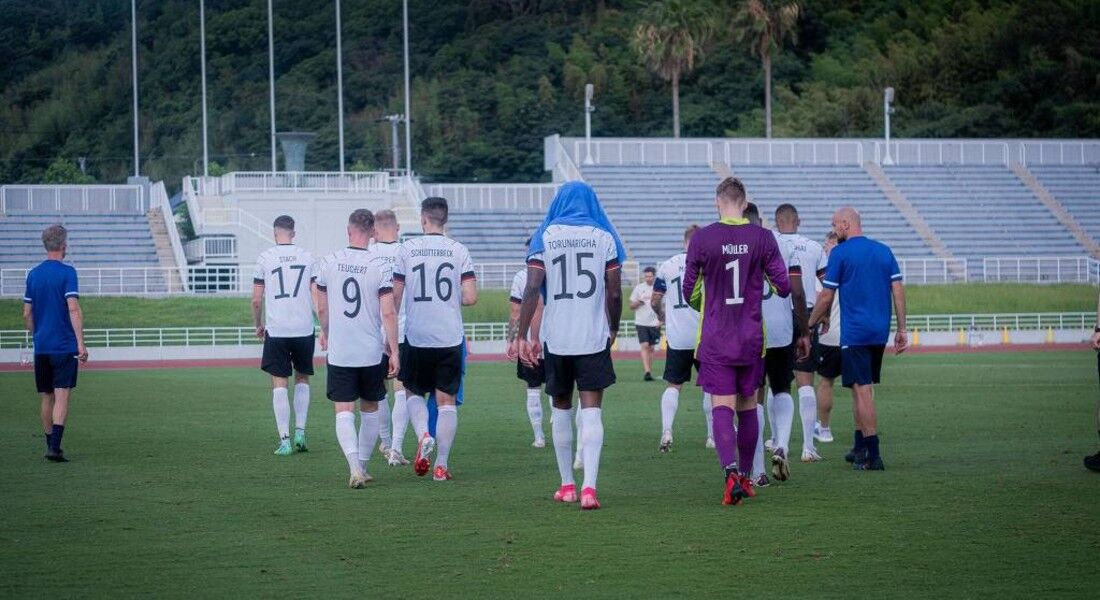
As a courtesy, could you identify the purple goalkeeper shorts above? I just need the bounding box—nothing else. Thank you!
[697,358,764,398]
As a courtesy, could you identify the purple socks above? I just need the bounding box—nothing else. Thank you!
[736,408,759,476]
[712,406,738,470]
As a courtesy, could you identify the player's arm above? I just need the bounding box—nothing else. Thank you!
[629,285,643,310]
[1092,291,1100,349]
[251,282,265,339]
[650,276,667,323]
[892,280,909,354]
[517,265,545,366]
[683,244,702,311]
[763,238,791,299]
[316,285,330,351]
[530,296,545,344]
[22,301,33,333]
[461,278,478,306]
[808,288,834,329]
[789,267,811,360]
[67,297,88,362]
[380,290,400,377]
[606,266,622,345]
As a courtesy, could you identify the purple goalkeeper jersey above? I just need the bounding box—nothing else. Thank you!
[682,219,791,366]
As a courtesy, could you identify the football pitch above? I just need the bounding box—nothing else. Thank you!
[1,352,1098,597]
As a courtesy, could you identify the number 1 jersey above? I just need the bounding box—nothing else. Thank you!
[528,224,620,356]
[393,234,476,348]
[253,244,315,338]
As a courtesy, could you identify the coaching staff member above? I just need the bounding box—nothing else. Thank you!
[808,207,907,472]
[23,224,88,462]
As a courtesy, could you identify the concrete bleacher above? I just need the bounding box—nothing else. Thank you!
[884,165,1085,273]
[1029,165,1100,243]
[0,213,160,269]
[446,210,544,262]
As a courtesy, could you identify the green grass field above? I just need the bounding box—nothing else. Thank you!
[0,283,1095,329]
[1,352,1098,597]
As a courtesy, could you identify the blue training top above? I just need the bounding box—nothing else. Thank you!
[822,236,902,347]
[24,260,80,355]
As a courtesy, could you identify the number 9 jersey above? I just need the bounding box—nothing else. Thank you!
[315,247,393,368]
[393,234,476,348]
[528,224,620,356]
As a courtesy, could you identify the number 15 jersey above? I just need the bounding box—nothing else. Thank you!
[394,234,476,348]
[528,224,620,356]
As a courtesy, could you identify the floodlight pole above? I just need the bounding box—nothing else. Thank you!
[200,0,209,177]
[131,0,140,177]
[335,0,345,173]
[267,0,277,172]
[402,0,412,176]
[883,87,896,166]
[584,83,595,165]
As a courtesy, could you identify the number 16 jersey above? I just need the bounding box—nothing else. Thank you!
[394,234,476,348]
[528,224,620,356]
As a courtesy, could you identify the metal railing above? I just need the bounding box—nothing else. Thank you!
[427,184,558,211]
[198,207,272,243]
[874,141,1011,166]
[546,134,584,182]
[184,236,238,263]
[982,256,1100,284]
[570,139,714,166]
[1017,141,1100,166]
[188,171,401,195]
[723,140,863,166]
[3,312,1091,351]
[0,185,145,214]
[150,180,189,291]
[897,258,969,284]
[0,266,245,297]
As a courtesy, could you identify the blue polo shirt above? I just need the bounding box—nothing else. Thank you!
[822,236,902,346]
[24,260,80,355]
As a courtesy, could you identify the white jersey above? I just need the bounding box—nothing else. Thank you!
[369,240,407,344]
[529,224,619,356]
[395,234,475,348]
[762,231,800,349]
[253,244,316,338]
[776,232,827,307]
[654,252,699,351]
[315,247,392,368]
[630,282,660,327]
[509,268,542,343]
[819,291,842,347]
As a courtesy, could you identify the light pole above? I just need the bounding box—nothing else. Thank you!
[267,0,277,172]
[377,114,405,172]
[583,83,595,166]
[131,0,140,177]
[199,0,209,177]
[402,0,412,176]
[883,86,896,166]
[334,0,345,173]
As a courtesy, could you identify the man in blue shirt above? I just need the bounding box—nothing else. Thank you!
[809,207,908,471]
[23,225,88,462]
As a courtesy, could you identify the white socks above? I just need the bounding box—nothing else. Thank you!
[660,387,679,433]
[773,392,795,454]
[702,393,714,440]
[293,383,310,432]
[273,387,291,439]
[526,388,544,441]
[377,396,392,449]
[435,405,457,469]
[580,408,603,490]
[753,404,765,477]
[335,411,360,473]
[573,404,584,464]
[406,394,429,439]
[766,389,777,442]
[798,386,817,454]
[391,389,409,451]
[551,408,575,486]
[358,410,380,471]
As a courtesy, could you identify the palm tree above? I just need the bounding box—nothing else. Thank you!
[733,0,801,138]
[632,0,715,138]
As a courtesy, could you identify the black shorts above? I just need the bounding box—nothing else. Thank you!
[816,344,842,379]
[841,345,885,388]
[761,345,793,395]
[327,361,388,402]
[261,334,316,377]
[793,327,818,373]
[517,358,545,388]
[543,343,616,398]
[34,353,79,393]
[636,325,661,346]
[663,347,697,385]
[399,342,464,397]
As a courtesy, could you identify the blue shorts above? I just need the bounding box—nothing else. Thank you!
[34,353,79,393]
[841,345,885,388]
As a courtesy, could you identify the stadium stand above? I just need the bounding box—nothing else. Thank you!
[0,213,160,269]
[1029,165,1100,245]
[445,209,544,262]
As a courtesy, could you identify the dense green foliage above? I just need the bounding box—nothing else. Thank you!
[2,0,1098,186]
[1,353,1098,596]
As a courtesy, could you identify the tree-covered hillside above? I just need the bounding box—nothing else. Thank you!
[1,0,1097,186]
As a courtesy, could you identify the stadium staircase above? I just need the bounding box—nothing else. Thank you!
[1019,164,1100,258]
[146,206,184,289]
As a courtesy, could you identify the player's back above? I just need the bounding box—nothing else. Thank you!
[530,223,619,356]
[396,234,474,348]
[370,239,406,343]
[761,232,798,349]
[255,244,315,338]
[655,252,698,351]
[316,247,390,367]
[685,221,787,365]
[778,232,826,305]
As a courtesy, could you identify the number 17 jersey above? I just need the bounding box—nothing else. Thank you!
[528,224,620,356]
[253,244,315,338]
[394,234,476,348]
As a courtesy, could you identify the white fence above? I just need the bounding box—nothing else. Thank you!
[570,139,714,166]
[0,185,145,214]
[898,258,969,284]
[1017,141,1100,166]
[0,266,244,297]
[874,141,1012,166]
[184,236,238,263]
[188,171,401,196]
[905,312,1093,332]
[425,184,558,211]
[722,140,864,166]
[982,257,1100,284]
